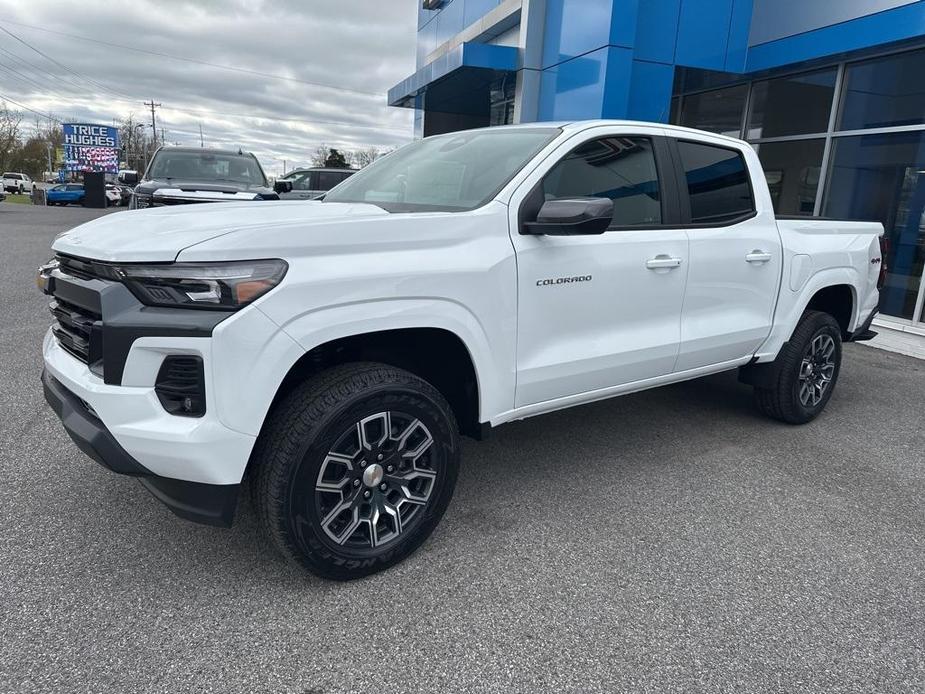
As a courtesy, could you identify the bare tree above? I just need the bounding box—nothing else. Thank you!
[351,147,381,169]
[118,115,156,173]
[310,144,331,168]
[0,101,23,173]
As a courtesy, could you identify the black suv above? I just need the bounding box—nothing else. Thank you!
[129,147,277,209]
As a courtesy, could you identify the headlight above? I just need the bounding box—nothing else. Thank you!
[116,259,288,310]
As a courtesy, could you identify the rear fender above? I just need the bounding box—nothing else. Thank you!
[754,268,860,362]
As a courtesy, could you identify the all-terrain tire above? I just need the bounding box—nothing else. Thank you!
[250,362,460,580]
[755,310,843,424]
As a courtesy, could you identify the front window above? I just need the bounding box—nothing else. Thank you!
[324,127,560,212]
[279,170,315,191]
[542,137,662,227]
[147,151,267,186]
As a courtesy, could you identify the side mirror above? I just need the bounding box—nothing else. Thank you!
[523,197,613,236]
[274,180,293,194]
[119,172,139,185]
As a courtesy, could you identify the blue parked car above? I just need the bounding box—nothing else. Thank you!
[46,184,85,206]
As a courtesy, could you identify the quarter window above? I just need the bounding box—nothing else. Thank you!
[542,136,662,227]
[677,141,754,224]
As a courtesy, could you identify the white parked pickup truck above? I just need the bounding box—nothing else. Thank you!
[3,171,32,194]
[39,121,885,580]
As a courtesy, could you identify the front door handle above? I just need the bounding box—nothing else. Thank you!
[746,250,773,264]
[646,255,683,270]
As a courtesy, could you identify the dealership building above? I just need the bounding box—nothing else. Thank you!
[389,0,925,330]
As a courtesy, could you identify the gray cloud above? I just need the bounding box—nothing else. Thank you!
[0,0,418,174]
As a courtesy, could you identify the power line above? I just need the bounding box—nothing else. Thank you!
[0,43,92,95]
[0,61,47,92]
[0,19,387,98]
[0,25,136,101]
[0,84,411,134]
[0,91,61,122]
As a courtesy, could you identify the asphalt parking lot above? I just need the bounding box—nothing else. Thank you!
[1,204,923,693]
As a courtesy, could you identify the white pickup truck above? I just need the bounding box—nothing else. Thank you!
[3,171,32,194]
[39,121,885,580]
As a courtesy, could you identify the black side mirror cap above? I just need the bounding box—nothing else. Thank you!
[522,197,614,236]
[119,172,139,185]
[274,180,293,194]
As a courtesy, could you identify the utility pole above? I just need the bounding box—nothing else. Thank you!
[45,143,52,206]
[199,123,204,147]
[144,100,161,147]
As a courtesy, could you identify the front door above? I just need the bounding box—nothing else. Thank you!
[510,130,689,408]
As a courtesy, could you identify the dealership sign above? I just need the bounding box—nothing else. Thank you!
[63,123,120,174]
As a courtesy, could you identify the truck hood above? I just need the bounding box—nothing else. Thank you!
[51,201,390,262]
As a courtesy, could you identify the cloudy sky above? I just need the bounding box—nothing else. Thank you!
[0,0,418,175]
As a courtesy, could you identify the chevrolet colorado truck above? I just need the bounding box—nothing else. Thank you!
[39,121,885,580]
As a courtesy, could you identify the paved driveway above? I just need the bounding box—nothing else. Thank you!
[1,205,923,693]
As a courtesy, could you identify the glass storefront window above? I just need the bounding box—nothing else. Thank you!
[840,49,925,131]
[747,69,836,139]
[678,85,747,138]
[752,139,825,215]
[824,132,925,320]
[489,77,515,127]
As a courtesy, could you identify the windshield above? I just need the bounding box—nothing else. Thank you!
[324,127,560,212]
[147,151,267,185]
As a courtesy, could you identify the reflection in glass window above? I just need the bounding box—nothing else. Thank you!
[677,141,754,224]
[678,85,747,137]
[489,76,516,127]
[543,137,661,227]
[840,49,925,130]
[753,140,824,215]
[747,69,836,139]
[824,132,925,319]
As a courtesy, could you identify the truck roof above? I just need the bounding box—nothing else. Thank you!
[447,120,747,145]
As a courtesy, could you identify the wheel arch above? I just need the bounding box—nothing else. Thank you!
[755,268,861,362]
[264,326,485,442]
[803,283,856,338]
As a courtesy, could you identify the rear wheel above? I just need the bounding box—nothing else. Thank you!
[755,310,842,424]
[251,362,459,580]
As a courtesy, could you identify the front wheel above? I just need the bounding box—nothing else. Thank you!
[251,362,460,580]
[755,310,843,424]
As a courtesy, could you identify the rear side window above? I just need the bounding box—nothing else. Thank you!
[676,141,754,224]
[317,171,346,190]
[543,136,662,227]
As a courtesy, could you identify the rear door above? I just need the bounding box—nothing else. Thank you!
[669,138,782,371]
[510,126,690,407]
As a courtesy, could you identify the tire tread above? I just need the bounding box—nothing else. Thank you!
[754,310,841,425]
[250,362,457,579]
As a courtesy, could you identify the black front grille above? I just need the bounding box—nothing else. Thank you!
[56,254,119,282]
[49,298,101,366]
[155,356,206,417]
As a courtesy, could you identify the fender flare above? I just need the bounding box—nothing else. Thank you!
[258,298,510,430]
[756,267,860,362]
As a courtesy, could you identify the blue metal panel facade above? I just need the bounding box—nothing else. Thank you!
[397,0,925,126]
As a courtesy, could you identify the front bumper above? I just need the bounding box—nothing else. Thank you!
[42,368,239,526]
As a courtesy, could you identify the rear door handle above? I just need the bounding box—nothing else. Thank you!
[746,250,773,264]
[646,255,683,270]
